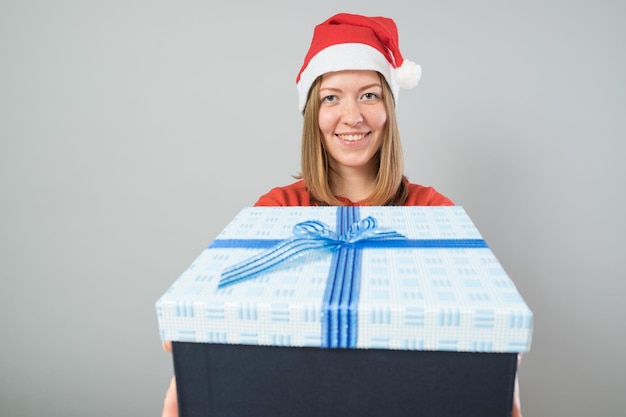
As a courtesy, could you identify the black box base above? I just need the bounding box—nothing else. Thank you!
[173,342,517,417]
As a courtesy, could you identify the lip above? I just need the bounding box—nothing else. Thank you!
[335,132,370,142]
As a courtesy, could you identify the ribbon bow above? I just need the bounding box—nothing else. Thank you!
[217,216,406,289]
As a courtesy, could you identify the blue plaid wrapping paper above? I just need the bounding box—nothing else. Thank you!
[156,206,533,353]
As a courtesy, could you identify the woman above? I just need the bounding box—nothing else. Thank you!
[162,12,522,417]
[253,13,452,208]
[254,69,453,207]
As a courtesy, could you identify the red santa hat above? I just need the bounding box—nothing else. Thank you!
[296,13,422,112]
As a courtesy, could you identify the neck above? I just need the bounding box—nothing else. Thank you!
[329,165,377,203]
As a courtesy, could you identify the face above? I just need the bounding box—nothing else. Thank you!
[318,70,387,175]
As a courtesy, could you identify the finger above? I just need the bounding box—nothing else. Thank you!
[511,374,522,417]
[161,376,178,417]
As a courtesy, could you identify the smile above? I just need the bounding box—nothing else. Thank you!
[336,133,368,142]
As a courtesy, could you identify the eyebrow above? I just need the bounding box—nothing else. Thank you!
[319,83,383,93]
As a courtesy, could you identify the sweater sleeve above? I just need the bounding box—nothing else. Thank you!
[404,183,455,206]
[425,187,455,206]
[253,189,285,207]
[253,181,311,207]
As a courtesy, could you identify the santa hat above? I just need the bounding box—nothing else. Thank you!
[296,13,422,112]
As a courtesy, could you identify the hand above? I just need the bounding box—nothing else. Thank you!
[512,353,523,417]
[161,342,179,417]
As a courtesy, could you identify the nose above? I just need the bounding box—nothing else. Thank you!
[341,100,363,126]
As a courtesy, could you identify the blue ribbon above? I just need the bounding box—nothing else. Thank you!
[216,210,407,289]
[211,207,488,348]
[323,206,361,348]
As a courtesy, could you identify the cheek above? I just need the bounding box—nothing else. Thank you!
[318,110,336,135]
[369,108,387,129]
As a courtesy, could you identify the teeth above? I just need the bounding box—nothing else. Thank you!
[338,134,365,141]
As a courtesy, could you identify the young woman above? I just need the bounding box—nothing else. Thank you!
[253,13,452,208]
[162,12,522,417]
[254,69,453,207]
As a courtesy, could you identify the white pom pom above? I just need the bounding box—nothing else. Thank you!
[395,59,422,89]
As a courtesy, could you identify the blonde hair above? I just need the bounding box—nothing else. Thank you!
[298,72,408,206]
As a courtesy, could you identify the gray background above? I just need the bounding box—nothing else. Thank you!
[1,1,624,416]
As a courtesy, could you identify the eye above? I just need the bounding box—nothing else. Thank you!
[321,95,337,103]
[362,92,380,101]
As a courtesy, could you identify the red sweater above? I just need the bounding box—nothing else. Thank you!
[254,180,454,207]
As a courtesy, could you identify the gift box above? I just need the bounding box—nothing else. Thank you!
[156,206,533,417]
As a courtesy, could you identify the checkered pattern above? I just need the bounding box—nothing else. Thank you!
[156,207,533,353]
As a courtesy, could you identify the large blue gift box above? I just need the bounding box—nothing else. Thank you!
[156,206,533,417]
